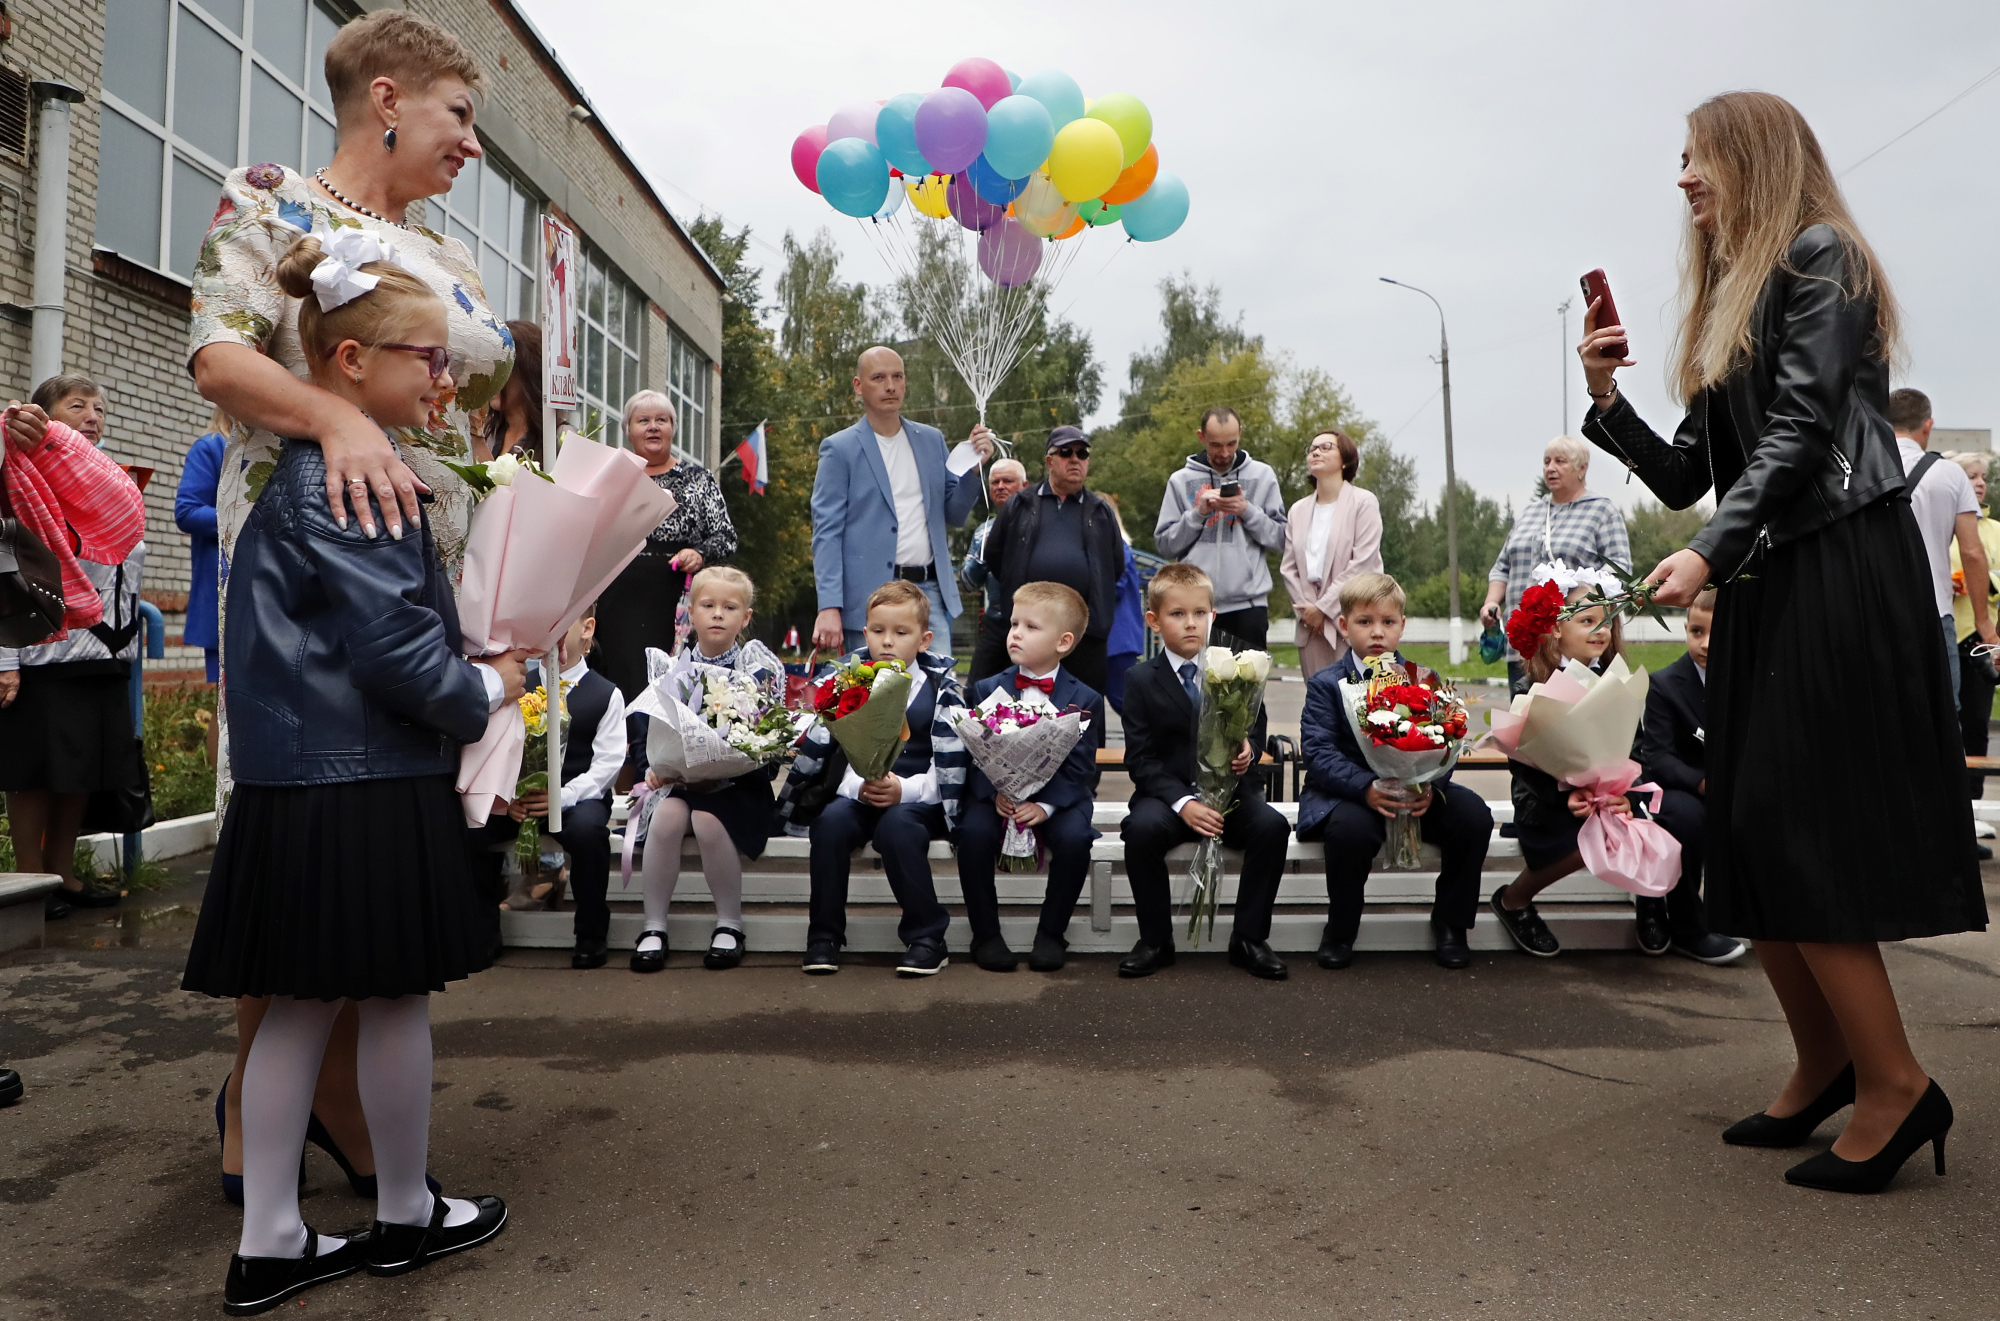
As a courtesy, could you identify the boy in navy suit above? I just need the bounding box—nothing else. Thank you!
[1297,574,1491,970]
[956,582,1105,973]
[1636,586,1748,964]
[1117,563,1291,979]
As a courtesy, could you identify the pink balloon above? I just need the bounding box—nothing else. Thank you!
[947,173,1006,232]
[978,217,1042,287]
[791,125,829,193]
[943,57,1013,111]
[826,100,880,145]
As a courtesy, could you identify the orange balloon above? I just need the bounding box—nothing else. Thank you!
[1100,143,1159,205]
[1054,212,1087,239]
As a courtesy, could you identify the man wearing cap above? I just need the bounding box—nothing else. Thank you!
[971,425,1125,695]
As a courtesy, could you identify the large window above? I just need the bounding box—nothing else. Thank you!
[98,0,344,279]
[430,152,539,322]
[576,241,644,451]
[665,328,710,465]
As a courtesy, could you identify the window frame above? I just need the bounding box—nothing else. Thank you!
[428,148,541,324]
[663,326,710,467]
[574,239,645,454]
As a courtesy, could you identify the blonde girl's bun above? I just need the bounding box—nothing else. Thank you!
[275,235,326,300]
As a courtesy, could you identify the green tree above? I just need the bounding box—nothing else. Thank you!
[1400,479,1513,616]
[1625,498,1711,576]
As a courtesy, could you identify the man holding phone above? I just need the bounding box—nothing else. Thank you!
[1155,406,1289,649]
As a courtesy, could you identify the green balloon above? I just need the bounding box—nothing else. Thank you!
[1080,200,1123,227]
[1087,93,1152,168]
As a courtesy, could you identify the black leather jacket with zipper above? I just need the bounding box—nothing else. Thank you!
[1581,223,1903,582]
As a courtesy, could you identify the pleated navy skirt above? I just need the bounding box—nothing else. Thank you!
[667,769,777,860]
[181,774,492,1000]
[1706,495,1988,942]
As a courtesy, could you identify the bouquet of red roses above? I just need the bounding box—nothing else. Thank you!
[1339,654,1472,868]
[809,654,914,780]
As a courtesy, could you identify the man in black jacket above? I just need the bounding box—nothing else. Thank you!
[970,426,1123,695]
[1117,563,1290,979]
[1636,587,1747,965]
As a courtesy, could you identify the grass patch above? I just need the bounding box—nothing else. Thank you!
[1397,641,1688,685]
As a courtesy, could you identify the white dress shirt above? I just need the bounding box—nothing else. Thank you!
[558,658,628,810]
[874,427,932,566]
[1167,652,1203,814]
[838,669,941,805]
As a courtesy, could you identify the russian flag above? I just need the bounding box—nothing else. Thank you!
[734,421,769,495]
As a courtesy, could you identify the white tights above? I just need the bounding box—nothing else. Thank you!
[238,994,477,1259]
[638,795,743,954]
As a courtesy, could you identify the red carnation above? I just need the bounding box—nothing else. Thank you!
[835,685,871,717]
[1506,581,1566,657]
[813,679,840,713]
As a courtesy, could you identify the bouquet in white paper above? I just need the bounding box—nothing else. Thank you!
[951,687,1093,871]
[1338,653,1473,869]
[1484,654,1682,895]
[629,643,810,786]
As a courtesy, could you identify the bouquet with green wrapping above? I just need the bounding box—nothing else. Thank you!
[1188,644,1271,941]
[809,655,914,781]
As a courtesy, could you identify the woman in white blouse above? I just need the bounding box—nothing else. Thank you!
[1280,430,1384,676]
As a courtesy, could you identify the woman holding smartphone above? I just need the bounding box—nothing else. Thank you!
[1579,90,1984,1195]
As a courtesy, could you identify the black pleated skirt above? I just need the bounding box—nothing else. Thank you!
[668,770,777,860]
[181,774,492,1000]
[1706,495,1988,942]
[0,661,138,793]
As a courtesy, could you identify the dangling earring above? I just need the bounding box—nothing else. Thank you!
[382,126,397,153]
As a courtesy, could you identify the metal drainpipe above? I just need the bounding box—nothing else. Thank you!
[28,79,85,386]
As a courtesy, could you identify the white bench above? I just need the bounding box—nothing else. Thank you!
[497,797,1658,956]
[0,873,64,953]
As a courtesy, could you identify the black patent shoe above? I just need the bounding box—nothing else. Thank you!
[0,1067,21,1106]
[971,933,1019,971]
[1117,939,1176,978]
[1785,1080,1953,1194]
[223,1228,370,1315]
[1723,1063,1856,1148]
[1027,929,1068,972]
[367,1193,508,1276]
[1633,898,1671,955]
[1490,887,1560,957]
[63,882,122,908]
[704,925,746,970]
[1227,936,1288,980]
[571,935,608,969]
[630,930,668,973]
[1432,924,1471,970]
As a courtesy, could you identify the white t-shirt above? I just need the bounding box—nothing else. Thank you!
[874,427,931,566]
[1305,494,1340,585]
[1899,436,1978,616]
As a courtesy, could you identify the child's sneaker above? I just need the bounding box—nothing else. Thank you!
[895,938,949,977]
[802,941,841,975]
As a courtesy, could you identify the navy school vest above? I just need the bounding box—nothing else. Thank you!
[890,676,936,779]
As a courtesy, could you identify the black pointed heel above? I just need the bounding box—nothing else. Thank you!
[1722,1062,1856,1147]
[1784,1079,1953,1194]
[305,1113,441,1201]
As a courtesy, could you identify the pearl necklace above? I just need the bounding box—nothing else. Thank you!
[314,169,403,228]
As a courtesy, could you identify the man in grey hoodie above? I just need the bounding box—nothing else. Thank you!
[1154,406,1289,648]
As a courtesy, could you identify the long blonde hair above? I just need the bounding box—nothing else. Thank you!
[1671,91,1899,403]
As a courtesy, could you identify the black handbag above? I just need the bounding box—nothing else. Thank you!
[80,737,156,835]
[0,464,65,646]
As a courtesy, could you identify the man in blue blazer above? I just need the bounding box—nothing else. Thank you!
[1296,575,1492,971]
[811,346,994,654]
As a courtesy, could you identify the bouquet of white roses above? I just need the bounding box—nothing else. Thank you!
[951,687,1093,871]
[1188,644,1271,941]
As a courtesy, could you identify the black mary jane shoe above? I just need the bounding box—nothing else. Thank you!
[1227,936,1288,980]
[1785,1080,1953,1194]
[1490,887,1560,957]
[1117,939,1176,978]
[367,1193,508,1277]
[630,931,669,974]
[223,1228,371,1315]
[1722,1063,1856,1148]
[703,925,747,970]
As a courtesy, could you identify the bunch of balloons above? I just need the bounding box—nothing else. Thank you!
[789,57,1190,288]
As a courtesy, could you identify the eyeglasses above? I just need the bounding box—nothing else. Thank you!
[374,344,452,379]
[1049,445,1090,460]
[1308,441,1340,454]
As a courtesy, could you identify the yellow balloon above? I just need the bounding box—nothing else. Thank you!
[1046,118,1123,204]
[906,174,952,219]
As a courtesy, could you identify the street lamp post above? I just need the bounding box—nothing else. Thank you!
[1380,277,1464,663]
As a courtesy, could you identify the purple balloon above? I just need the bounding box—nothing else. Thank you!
[913,86,987,175]
[826,99,880,145]
[978,218,1042,287]
[946,173,1006,232]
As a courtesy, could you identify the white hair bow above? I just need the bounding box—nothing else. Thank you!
[307,218,406,312]
[1530,557,1623,597]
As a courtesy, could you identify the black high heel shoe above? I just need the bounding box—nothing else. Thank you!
[1722,1062,1856,1148]
[217,1076,244,1206]
[1784,1079,1953,1194]
[305,1113,441,1201]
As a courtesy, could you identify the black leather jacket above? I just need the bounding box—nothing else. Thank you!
[223,439,490,786]
[1582,224,1902,581]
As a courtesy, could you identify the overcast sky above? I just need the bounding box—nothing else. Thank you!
[513,0,2000,514]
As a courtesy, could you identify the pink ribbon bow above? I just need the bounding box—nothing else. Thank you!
[1567,759,1683,897]
[620,781,658,889]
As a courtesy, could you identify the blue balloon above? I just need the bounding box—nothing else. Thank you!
[1015,69,1085,131]
[1120,172,1189,242]
[982,94,1055,180]
[1006,69,1021,92]
[817,138,890,218]
[966,155,1028,206]
[875,93,931,177]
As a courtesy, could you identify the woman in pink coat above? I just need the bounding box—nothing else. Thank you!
[1279,430,1383,676]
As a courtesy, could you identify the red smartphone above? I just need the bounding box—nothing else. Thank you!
[1579,269,1627,360]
